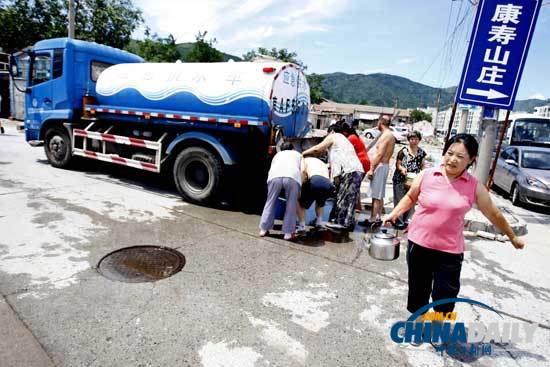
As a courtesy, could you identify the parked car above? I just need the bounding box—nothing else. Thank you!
[361,127,407,143]
[362,128,381,139]
[492,146,550,207]
[390,127,408,143]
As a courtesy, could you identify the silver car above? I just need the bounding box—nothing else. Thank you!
[493,146,550,207]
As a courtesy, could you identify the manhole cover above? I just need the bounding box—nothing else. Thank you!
[98,246,185,283]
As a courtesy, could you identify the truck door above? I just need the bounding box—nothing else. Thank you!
[25,51,53,130]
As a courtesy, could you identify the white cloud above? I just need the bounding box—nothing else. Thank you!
[313,40,333,48]
[224,25,275,46]
[363,68,389,74]
[284,0,349,21]
[528,93,545,100]
[397,57,415,65]
[133,0,347,54]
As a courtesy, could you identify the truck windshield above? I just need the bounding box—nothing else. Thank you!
[512,119,550,145]
[521,150,550,170]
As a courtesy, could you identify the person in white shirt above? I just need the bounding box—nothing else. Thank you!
[259,142,303,240]
[302,123,364,229]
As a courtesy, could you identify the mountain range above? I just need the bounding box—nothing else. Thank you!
[319,72,548,112]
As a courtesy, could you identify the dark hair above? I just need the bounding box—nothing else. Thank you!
[280,142,294,151]
[442,133,479,167]
[341,122,359,137]
[328,123,344,134]
[407,130,422,141]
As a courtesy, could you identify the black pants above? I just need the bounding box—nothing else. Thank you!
[407,240,464,314]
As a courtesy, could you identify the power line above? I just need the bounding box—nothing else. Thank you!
[417,1,473,85]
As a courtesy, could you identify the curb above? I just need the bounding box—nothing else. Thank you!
[465,206,527,237]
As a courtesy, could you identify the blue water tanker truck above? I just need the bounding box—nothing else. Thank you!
[10,38,311,203]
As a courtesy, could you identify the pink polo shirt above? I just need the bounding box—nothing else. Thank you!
[408,166,478,254]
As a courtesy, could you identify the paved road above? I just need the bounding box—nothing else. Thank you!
[1,122,549,367]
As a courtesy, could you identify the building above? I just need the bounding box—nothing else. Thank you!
[534,105,550,118]
[310,100,411,130]
[435,105,484,136]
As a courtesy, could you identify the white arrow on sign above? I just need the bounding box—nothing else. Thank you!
[466,88,508,100]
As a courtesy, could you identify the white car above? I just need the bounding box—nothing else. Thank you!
[390,127,408,143]
[362,128,381,139]
[361,127,407,143]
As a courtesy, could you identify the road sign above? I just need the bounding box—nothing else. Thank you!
[456,0,542,109]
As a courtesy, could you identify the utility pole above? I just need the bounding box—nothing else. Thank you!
[457,108,469,134]
[473,106,497,186]
[434,90,441,132]
[68,0,75,39]
[444,102,458,145]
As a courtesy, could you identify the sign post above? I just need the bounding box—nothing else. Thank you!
[454,0,542,185]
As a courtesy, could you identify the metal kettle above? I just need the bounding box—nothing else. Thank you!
[366,227,401,261]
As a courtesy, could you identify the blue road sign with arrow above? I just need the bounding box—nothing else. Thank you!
[456,0,542,109]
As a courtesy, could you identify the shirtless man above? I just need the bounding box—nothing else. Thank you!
[363,115,395,225]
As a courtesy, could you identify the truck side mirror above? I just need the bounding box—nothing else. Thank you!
[505,159,518,166]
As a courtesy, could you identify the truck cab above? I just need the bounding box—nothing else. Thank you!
[18,38,143,143]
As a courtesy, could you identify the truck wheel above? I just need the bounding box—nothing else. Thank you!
[44,127,73,168]
[173,147,223,204]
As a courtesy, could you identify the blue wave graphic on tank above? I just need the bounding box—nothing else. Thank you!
[97,89,270,119]
[97,84,267,106]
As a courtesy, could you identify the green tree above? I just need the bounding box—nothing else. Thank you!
[75,0,143,49]
[128,29,180,62]
[0,0,142,53]
[306,73,325,104]
[242,47,305,68]
[185,31,224,62]
[410,109,432,122]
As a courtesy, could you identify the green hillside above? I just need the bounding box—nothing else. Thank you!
[513,98,550,112]
[176,43,241,62]
[320,72,455,109]
[319,72,545,111]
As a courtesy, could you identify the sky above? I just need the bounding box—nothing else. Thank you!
[132,0,550,102]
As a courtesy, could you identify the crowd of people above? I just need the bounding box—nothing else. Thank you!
[258,119,526,331]
[259,114,425,238]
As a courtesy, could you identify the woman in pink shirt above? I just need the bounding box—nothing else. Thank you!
[384,134,525,318]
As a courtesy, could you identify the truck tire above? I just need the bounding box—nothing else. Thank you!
[173,147,224,204]
[44,127,73,168]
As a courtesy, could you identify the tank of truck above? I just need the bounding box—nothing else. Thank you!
[95,61,310,137]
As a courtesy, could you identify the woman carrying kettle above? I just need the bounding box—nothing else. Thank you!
[384,133,525,317]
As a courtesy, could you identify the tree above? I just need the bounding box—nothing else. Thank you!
[185,31,224,62]
[0,0,143,53]
[242,47,305,68]
[74,0,143,49]
[306,73,325,104]
[128,29,180,62]
[410,109,432,123]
